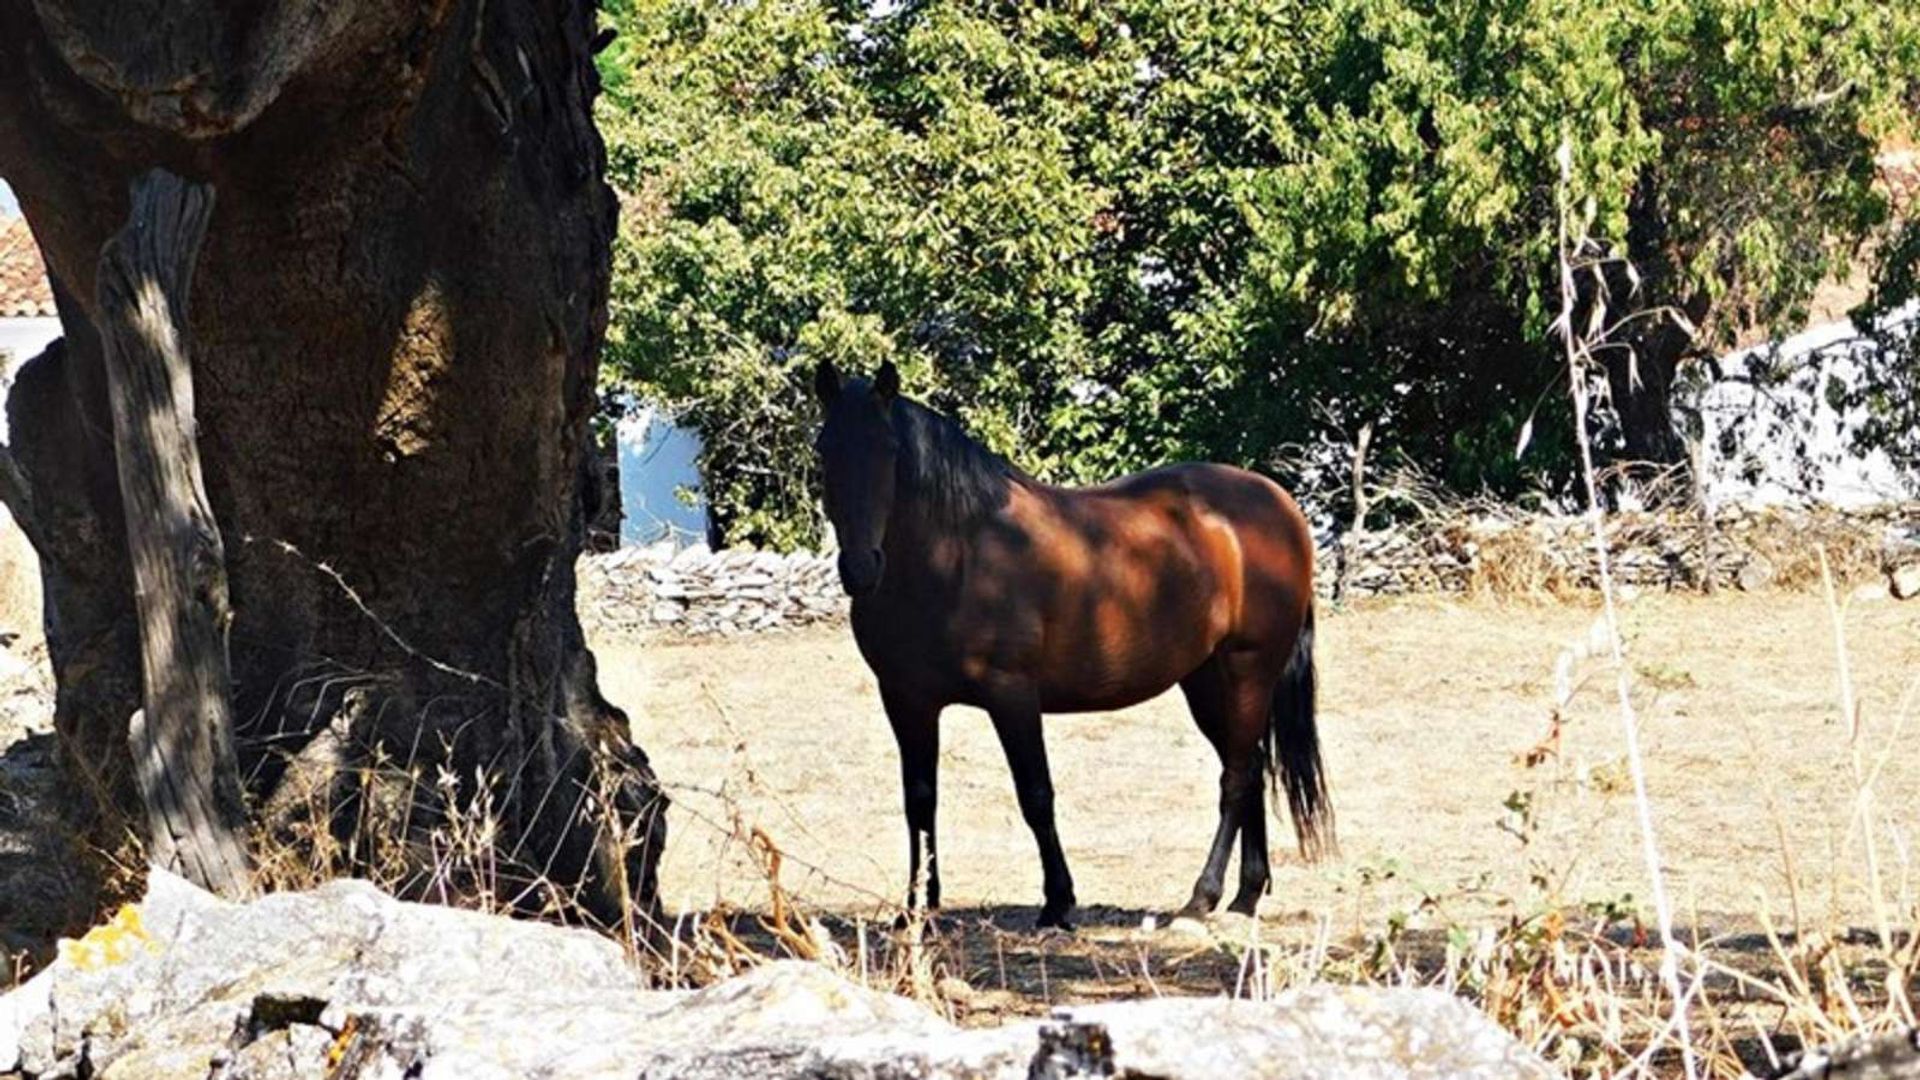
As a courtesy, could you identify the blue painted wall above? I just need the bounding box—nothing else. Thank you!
[616,408,709,547]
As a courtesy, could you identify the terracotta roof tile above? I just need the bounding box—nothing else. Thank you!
[0,216,55,319]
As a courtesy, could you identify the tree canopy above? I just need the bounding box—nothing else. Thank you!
[597,0,1919,549]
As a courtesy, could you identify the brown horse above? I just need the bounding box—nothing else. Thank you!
[814,359,1332,929]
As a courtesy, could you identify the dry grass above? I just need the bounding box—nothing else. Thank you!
[606,595,1919,931]
[1742,511,1893,591]
[594,586,1920,1075]
[1468,522,1586,598]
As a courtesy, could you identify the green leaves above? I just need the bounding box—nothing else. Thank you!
[596,0,1919,547]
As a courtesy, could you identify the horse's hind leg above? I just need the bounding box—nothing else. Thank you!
[1179,652,1275,918]
[1228,760,1271,915]
[1178,656,1246,917]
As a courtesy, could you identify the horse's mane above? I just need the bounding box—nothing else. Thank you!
[892,396,1024,528]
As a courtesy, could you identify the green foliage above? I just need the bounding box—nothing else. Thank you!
[596,0,1919,549]
[1851,213,1920,476]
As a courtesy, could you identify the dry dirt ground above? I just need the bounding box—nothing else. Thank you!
[599,590,1919,991]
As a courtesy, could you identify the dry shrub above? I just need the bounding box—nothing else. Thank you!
[241,704,957,1004]
[637,807,953,1009]
[1401,500,1909,602]
[249,730,652,941]
[1466,522,1582,600]
[1740,508,1891,589]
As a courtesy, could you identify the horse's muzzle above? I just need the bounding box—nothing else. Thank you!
[837,548,885,597]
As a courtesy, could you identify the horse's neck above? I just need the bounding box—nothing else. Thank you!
[881,500,947,573]
[880,494,980,593]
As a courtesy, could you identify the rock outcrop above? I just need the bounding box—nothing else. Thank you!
[2,871,1560,1079]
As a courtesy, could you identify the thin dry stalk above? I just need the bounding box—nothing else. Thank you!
[1553,134,1696,1080]
[1820,548,1917,1033]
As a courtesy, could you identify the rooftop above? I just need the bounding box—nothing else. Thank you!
[0,216,55,319]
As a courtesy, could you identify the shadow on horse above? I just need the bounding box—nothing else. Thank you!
[814,359,1332,929]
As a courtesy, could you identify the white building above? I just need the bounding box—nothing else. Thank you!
[1688,301,1919,508]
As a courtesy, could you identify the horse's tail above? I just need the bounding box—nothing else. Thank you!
[1267,603,1335,861]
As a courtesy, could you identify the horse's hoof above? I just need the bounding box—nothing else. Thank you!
[1225,896,1261,917]
[1036,906,1075,932]
[893,909,941,933]
[1176,898,1217,921]
[1164,915,1210,939]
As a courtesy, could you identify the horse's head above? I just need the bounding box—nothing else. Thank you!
[813,358,901,597]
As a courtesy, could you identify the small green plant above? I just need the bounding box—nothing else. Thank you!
[1635,662,1697,693]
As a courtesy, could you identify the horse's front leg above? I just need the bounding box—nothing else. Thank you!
[882,687,943,915]
[984,684,1076,929]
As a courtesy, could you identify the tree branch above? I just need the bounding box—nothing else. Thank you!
[28,0,366,138]
[97,167,252,897]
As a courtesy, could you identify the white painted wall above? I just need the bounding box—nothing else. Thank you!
[1689,301,1918,508]
[0,317,58,367]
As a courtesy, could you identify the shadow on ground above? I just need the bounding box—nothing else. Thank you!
[0,732,100,979]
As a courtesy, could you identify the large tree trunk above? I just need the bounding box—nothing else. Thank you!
[0,0,664,930]
[1606,177,1713,471]
[1599,328,1691,466]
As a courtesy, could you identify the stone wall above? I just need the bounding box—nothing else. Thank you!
[579,543,847,636]
[578,504,1920,636]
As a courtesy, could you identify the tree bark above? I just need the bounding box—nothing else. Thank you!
[584,423,624,553]
[0,0,665,931]
[97,168,251,896]
[1600,328,1691,467]
[1609,176,1711,471]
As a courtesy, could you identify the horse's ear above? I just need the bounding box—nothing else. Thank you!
[813,359,842,405]
[874,360,900,403]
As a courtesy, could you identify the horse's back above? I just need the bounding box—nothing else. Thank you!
[1073,463,1314,583]
[1008,462,1313,710]
[1108,461,1314,620]
[1080,461,1294,508]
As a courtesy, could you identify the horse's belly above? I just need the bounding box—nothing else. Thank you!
[1037,676,1173,714]
[1034,617,1217,713]
[1029,546,1225,711]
